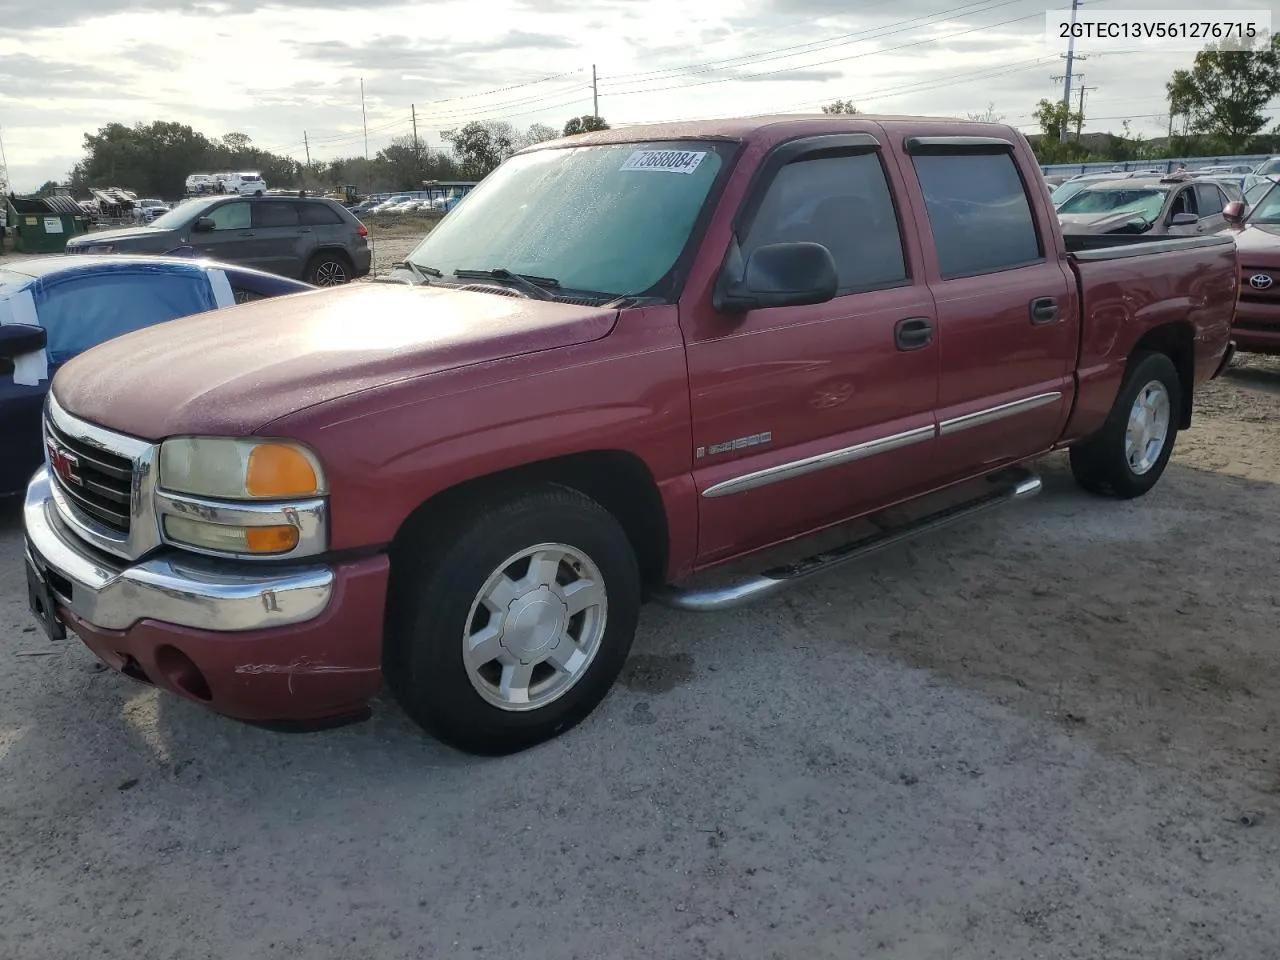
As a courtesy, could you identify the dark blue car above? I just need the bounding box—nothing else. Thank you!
[1,255,314,496]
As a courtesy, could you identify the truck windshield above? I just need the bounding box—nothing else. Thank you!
[1058,187,1166,221]
[1248,186,1280,222]
[405,140,730,298]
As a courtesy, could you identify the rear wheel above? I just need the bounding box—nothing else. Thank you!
[306,251,351,286]
[1069,350,1181,498]
[385,484,641,755]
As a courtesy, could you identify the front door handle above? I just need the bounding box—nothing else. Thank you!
[894,317,934,351]
[1030,297,1060,325]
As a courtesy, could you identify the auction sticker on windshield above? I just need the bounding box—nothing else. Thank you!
[620,150,707,174]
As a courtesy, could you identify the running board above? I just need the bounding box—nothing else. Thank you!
[652,467,1043,613]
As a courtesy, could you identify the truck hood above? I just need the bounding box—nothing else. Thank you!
[1227,222,1280,259]
[1057,210,1151,235]
[52,282,619,439]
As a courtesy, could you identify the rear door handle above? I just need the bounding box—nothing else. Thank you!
[894,317,934,351]
[1030,297,1060,325]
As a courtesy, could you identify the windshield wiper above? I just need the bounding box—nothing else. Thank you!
[397,261,440,284]
[454,267,558,300]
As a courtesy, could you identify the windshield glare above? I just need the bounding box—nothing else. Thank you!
[406,140,729,297]
[1058,187,1166,221]
[149,197,210,229]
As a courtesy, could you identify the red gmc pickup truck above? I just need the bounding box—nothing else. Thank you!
[23,116,1238,755]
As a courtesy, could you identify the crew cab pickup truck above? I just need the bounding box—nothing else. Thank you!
[23,116,1237,755]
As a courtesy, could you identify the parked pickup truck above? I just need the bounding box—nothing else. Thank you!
[23,116,1238,755]
[1221,180,1280,353]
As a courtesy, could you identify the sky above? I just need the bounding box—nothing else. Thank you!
[0,0,1275,191]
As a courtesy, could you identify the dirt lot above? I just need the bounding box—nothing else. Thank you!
[1,334,1279,956]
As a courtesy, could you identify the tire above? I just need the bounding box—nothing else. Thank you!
[385,484,641,755]
[1069,350,1181,499]
[305,251,351,286]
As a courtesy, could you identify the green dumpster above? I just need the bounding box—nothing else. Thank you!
[6,195,89,253]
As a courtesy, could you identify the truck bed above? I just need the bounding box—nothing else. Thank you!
[1065,232,1235,259]
[1062,231,1237,441]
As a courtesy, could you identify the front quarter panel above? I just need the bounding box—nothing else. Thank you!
[261,304,700,579]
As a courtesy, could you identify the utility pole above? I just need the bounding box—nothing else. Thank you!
[1075,84,1096,140]
[302,131,311,191]
[0,125,9,198]
[411,104,420,156]
[360,78,369,164]
[1058,0,1085,143]
[592,64,599,118]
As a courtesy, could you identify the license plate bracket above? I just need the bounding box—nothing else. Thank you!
[25,545,67,643]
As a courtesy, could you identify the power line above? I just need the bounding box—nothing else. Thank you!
[598,4,1059,101]
[599,0,1029,92]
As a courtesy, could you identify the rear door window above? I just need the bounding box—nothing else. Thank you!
[910,152,1043,279]
[253,202,301,228]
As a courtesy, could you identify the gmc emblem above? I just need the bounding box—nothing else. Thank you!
[47,439,83,487]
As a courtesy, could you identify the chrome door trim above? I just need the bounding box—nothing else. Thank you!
[701,424,935,499]
[938,391,1062,436]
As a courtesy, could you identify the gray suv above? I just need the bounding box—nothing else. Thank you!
[64,195,372,286]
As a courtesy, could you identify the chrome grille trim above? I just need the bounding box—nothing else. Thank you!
[44,394,162,562]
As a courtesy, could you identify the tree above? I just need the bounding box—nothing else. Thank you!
[520,123,560,148]
[442,121,517,179]
[1032,98,1083,142]
[221,132,252,153]
[821,99,859,115]
[1165,33,1280,151]
[35,180,60,197]
[966,102,1004,123]
[563,115,609,136]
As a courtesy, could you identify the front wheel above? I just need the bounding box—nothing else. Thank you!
[385,484,641,755]
[1069,350,1181,498]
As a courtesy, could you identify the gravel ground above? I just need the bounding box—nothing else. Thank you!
[1,341,1278,958]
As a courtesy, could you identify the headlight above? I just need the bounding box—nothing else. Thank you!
[158,437,326,500]
[156,438,328,559]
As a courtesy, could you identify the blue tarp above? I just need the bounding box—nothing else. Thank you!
[23,261,218,366]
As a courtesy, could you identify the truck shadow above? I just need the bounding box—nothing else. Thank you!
[1221,354,1280,395]
[668,451,1280,808]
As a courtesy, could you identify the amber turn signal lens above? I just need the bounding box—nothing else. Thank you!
[244,525,301,554]
[245,443,319,498]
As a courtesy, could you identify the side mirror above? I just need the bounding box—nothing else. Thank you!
[715,241,839,314]
[192,217,215,232]
[0,323,47,361]
[1170,212,1199,226]
[1223,200,1246,224]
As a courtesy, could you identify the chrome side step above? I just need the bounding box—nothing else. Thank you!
[653,467,1043,613]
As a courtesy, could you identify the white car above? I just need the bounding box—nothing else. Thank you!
[133,199,171,223]
[185,174,219,195]
[218,172,268,197]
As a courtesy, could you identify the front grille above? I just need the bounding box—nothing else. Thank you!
[45,417,134,534]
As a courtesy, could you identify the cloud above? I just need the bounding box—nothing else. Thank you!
[0,0,1211,190]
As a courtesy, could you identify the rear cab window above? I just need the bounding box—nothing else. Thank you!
[908,146,1044,279]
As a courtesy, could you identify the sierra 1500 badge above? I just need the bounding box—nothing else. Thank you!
[696,432,772,458]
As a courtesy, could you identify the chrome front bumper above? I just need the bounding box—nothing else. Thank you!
[24,466,335,633]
